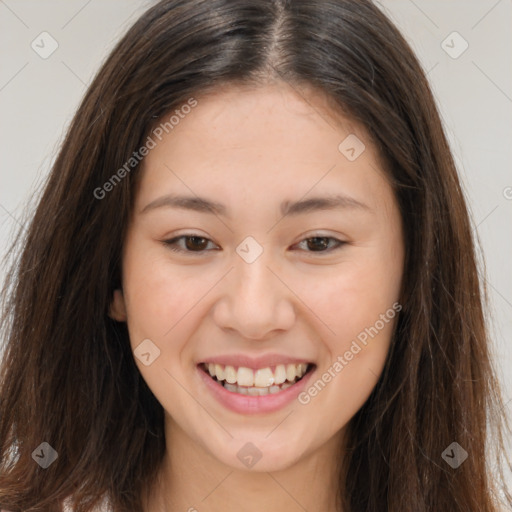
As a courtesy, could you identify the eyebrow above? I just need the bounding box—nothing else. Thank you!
[140,193,372,218]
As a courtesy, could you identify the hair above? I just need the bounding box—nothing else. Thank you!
[1,0,511,511]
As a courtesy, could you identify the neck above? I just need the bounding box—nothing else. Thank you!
[143,414,344,512]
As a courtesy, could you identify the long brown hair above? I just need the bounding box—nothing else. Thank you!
[1,1,510,511]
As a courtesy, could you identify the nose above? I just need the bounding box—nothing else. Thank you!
[212,251,296,340]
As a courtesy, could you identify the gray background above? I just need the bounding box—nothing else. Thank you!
[0,0,510,491]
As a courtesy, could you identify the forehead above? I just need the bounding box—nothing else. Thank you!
[136,82,391,213]
[160,81,366,153]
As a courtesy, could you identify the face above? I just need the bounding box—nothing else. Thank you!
[110,82,404,473]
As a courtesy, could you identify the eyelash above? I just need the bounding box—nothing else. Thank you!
[162,234,346,255]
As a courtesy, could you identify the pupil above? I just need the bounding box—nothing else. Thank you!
[308,237,328,251]
[186,236,207,251]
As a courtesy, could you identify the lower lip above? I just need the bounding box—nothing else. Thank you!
[197,365,315,414]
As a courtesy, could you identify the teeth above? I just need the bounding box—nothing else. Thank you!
[274,364,286,385]
[215,364,225,381]
[204,362,309,389]
[254,367,274,387]
[225,365,237,384]
[211,378,305,395]
[237,367,254,387]
[286,364,296,382]
[218,381,296,395]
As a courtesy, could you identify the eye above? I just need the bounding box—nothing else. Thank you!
[162,234,346,255]
[293,236,346,253]
[162,235,220,254]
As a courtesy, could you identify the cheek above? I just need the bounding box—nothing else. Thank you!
[297,262,400,425]
[120,250,211,411]
[297,253,401,347]
[121,247,211,352]
[295,251,401,420]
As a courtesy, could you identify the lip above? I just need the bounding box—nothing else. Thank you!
[197,361,316,415]
[199,353,312,370]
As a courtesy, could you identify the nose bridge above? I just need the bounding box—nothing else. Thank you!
[232,234,276,297]
[235,253,272,299]
[213,241,295,338]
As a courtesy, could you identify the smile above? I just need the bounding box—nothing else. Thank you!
[200,362,311,396]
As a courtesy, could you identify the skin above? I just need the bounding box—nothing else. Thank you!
[110,81,404,512]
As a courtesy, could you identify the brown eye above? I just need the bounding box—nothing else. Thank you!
[163,235,219,254]
[306,237,330,251]
[295,236,345,253]
[184,236,209,251]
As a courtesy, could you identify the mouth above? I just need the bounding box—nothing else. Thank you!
[198,361,316,396]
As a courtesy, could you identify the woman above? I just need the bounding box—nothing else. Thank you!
[1,0,510,511]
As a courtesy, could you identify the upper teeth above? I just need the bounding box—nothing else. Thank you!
[206,363,308,388]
